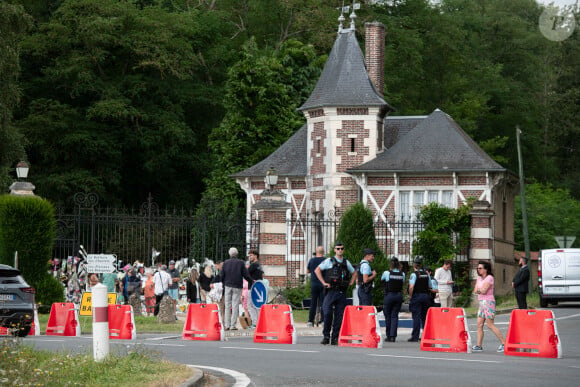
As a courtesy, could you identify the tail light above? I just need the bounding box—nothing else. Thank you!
[538,257,542,289]
[21,287,35,294]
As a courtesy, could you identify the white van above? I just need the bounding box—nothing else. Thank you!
[539,248,580,307]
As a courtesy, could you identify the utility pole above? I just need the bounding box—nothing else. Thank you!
[516,127,532,288]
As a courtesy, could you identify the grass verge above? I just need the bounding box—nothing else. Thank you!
[0,338,192,386]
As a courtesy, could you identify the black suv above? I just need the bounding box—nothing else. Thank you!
[0,264,35,337]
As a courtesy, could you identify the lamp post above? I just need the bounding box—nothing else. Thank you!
[264,166,278,193]
[9,160,35,196]
[16,160,30,180]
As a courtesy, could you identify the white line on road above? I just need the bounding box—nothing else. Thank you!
[142,343,185,347]
[368,354,500,363]
[189,364,250,387]
[145,335,180,341]
[221,346,319,353]
[555,313,580,320]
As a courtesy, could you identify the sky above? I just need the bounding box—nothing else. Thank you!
[537,0,577,7]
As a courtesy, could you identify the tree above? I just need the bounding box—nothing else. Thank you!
[0,2,30,192]
[515,181,580,251]
[203,37,322,210]
[16,0,232,208]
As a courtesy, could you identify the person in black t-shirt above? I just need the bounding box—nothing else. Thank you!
[306,246,326,327]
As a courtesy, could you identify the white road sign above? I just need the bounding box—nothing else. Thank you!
[86,254,117,273]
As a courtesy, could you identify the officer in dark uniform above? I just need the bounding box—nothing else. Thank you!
[408,256,432,342]
[381,257,405,342]
[314,241,356,345]
[357,248,377,306]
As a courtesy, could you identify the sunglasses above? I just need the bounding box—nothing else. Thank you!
[335,247,344,250]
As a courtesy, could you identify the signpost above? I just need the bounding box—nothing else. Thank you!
[555,236,576,248]
[86,254,116,273]
[250,280,268,309]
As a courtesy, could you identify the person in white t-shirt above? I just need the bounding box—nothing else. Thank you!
[434,260,454,307]
[153,265,172,316]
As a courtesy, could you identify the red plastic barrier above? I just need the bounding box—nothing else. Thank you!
[46,302,80,336]
[253,304,296,344]
[504,309,562,358]
[338,305,382,348]
[182,303,224,341]
[109,304,136,340]
[0,327,7,335]
[420,307,471,353]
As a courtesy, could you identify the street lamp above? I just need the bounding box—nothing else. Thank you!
[264,167,278,192]
[16,160,30,180]
[9,160,35,196]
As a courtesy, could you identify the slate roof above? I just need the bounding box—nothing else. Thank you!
[348,109,506,173]
[231,124,308,178]
[299,29,392,111]
[384,116,427,149]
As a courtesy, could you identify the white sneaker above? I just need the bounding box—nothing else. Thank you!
[472,345,483,352]
[497,344,504,353]
[306,322,313,327]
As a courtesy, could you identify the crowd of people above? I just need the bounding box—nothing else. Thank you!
[51,248,265,328]
[52,241,529,352]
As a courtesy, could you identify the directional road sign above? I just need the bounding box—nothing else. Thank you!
[86,254,117,273]
[250,280,268,309]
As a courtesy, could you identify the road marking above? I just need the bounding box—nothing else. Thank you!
[189,364,250,387]
[368,354,500,363]
[569,366,580,369]
[142,343,185,347]
[555,313,580,320]
[146,335,180,341]
[221,346,319,353]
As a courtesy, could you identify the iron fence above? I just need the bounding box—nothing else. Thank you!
[53,194,259,267]
[287,215,468,286]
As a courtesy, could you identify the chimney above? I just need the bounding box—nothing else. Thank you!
[365,22,385,96]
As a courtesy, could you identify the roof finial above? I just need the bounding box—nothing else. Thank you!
[350,2,360,30]
[338,0,347,33]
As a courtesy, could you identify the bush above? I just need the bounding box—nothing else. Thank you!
[0,195,56,283]
[282,282,309,308]
[34,275,65,307]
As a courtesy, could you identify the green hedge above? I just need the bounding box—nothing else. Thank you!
[0,194,62,305]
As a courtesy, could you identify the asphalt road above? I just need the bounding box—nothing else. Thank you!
[16,303,580,386]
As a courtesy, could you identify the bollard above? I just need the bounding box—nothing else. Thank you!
[92,283,110,361]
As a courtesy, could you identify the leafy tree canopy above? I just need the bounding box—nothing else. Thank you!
[515,181,580,250]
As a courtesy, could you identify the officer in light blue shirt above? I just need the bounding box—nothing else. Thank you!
[315,241,356,345]
[408,257,432,342]
[357,248,377,305]
[381,257,405,342]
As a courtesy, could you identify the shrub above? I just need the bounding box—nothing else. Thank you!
[34,275,65,307]
[0,195,56,281]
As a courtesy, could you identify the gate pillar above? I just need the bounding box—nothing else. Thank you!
[253,190,291,287]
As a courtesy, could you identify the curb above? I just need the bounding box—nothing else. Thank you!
[181,366,204,387]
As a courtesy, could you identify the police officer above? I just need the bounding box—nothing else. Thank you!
[315,241,356,345]
[408,256,432,342]
[357,248,377,306]
[381,257,405,342]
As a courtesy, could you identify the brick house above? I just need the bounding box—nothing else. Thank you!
[233,20,517,294]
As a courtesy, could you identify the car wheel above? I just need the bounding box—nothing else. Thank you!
[539,297,548,308]
[14,325,31,337]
